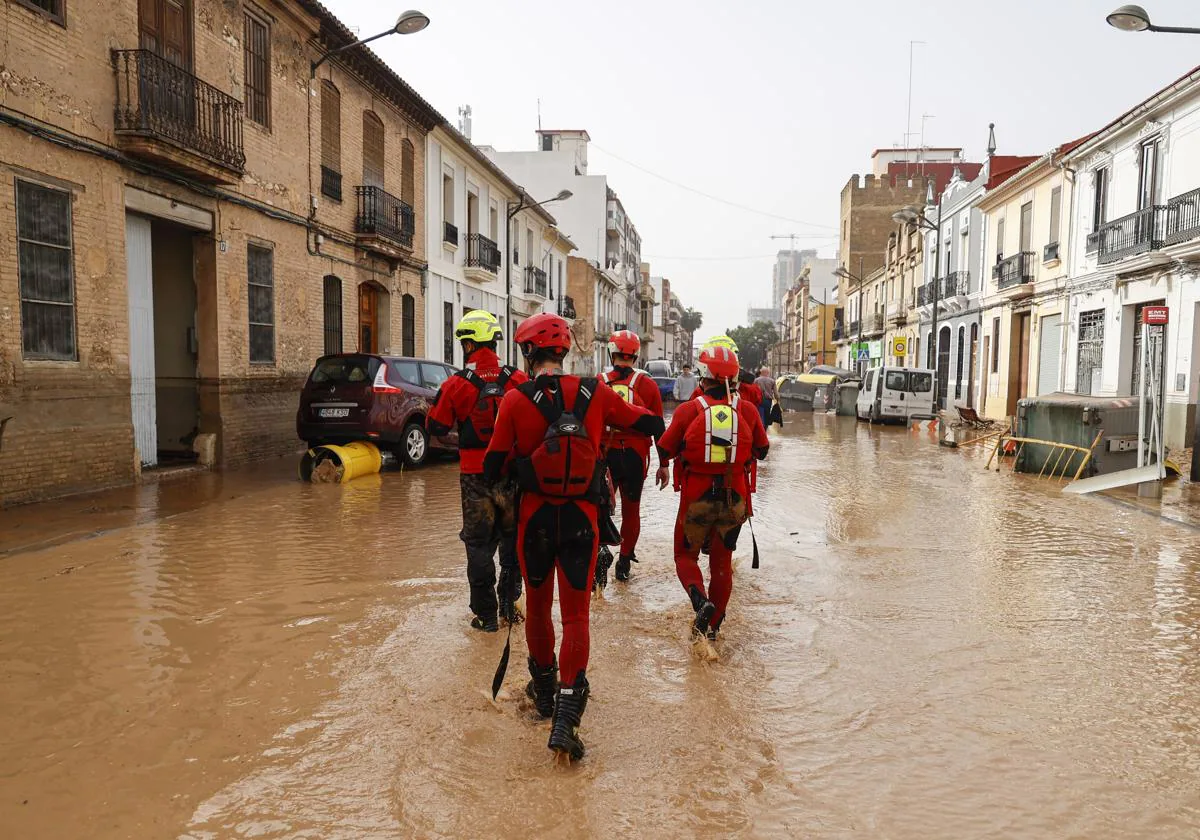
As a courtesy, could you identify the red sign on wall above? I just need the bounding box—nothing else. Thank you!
[1142,306,1169,325]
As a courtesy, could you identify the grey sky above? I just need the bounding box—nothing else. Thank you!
[323,0,1199,337]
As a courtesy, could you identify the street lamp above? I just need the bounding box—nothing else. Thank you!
[505,189,573,363]
[1106,5,1200,34]
[894,190,944,414]
[311,10,430,75]
[1105,6,1200,481]
[833,258,866,375]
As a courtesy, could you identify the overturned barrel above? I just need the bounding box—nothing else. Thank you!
[299,442,383,484]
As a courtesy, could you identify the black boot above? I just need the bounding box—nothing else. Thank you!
[524,656,557,718]
[706,615,722,642]
[615,552,636,582]
[548,672,590,762]
[688,585,716,637]
[470,614,499,632]
[497,567,523,625]
[593,546,614,592]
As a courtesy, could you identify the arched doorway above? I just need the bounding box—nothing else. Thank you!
[359,284,379,353]
[937,325,951,410]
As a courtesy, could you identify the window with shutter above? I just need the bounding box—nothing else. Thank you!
[15,0,65,25]
[402,294,416,356]
[320,81,342,200]
[401,139,415,204]
[363,112,385,189]
[243,10,270,128]
[247,244,275,364]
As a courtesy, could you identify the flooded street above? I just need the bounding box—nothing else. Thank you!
[3,415,1200,839]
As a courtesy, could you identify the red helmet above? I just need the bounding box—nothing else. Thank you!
[516,313,573,357]
[697,339,740,382]
[607,329,640,358]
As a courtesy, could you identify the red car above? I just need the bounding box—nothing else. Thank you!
[296,354,458,466]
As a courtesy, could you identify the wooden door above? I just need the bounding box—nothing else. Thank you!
[359,285,379,353]
[139,0,192,68]
[1008,313,1031,415]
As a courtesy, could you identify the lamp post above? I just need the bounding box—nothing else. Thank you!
[894,189,944,413]
[311,10,430,76]
[505,189,572,363]
[1107,5,1200,482]
[833,257,867,376]
[1106,5,1200,34]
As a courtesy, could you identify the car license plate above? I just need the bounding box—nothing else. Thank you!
[318,408,350,418]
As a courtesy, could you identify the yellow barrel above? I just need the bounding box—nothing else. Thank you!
[299,441,383,484]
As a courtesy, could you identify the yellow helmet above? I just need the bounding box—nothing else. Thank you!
[454,309,503,344]
[703,334,739,354]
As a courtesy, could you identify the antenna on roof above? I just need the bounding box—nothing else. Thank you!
[458,105,472,140]
[537,98,542,132]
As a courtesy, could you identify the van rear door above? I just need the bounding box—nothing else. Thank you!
[879,368,909,417]
[906,370,935,417]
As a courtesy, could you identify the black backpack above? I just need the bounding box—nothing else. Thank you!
[455,366,514,449]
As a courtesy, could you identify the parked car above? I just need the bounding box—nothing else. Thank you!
[855,366,936,424]
[652,376,676,402]
[645,359,673,378]
[296,354,458,466]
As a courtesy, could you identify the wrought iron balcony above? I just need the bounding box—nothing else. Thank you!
[832,323,845,342]
[1164,187,1200,247]
[524,266,548,297]
[863,312,885,335]
[917,283,936,307]
[443,221,458,246]
[321,165,342,202]
[1088,206,1165,265]
[848,319,861,337]
[112,49,245,182]
[558,295,577,319]
[992,251,1035,290]
[466,234,501,275]
[943,270,971,297]
[355,186,415,254]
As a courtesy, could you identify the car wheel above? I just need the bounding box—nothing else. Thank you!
[400,422,429,466]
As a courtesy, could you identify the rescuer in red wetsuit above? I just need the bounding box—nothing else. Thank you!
[484,313,663,762]
[656,337,769,643]
[600,329,664,585]
[428,310,529,632]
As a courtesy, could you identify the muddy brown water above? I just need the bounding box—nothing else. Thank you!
[3,415,1200,839]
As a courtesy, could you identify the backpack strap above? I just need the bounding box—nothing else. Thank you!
[572,377,598,421]
[456,368,486,390]
[496,366,514,388]
[517,380,563,426]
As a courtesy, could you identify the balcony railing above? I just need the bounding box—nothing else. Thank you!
[524,266,548,297]
[112,48,245,175]
[355,186,415,248]
[1165,187,1200,247]
[832,323,845,341]
[1088,206,1165,265]
[467,234,501,274]
[864,312,884,335]
[848,319,861,337]
[992,251,1035,290]
[943,270,971,297]
[916,283,936,307]
[443,221,458,245]
[321,165,342,202]
[559,295,577,319]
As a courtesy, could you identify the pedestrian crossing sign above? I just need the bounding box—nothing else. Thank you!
[856,348,869,361]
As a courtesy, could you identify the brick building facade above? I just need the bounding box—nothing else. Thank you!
[0,0,440,505]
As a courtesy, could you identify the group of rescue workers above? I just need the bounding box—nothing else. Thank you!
[427,310,770,764]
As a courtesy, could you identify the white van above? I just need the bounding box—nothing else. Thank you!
[855,366,937,423]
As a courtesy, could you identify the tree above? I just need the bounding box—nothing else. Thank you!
[726,321,779,372]
[680,307,704,335]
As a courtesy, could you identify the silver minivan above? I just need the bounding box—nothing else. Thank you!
[855,366,937,424]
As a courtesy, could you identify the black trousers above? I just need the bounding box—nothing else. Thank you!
[460,473,517,619]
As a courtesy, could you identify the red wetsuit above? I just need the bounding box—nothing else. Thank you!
[484,375,662,685]
[602,367,664,558]
[427,348,529,623]
[658,390,769,630]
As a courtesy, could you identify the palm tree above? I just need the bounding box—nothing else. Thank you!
[678,307,703,365]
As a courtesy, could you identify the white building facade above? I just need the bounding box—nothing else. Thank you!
[1061,69,1200,450]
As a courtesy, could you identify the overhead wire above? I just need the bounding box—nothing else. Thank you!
[588,142,836,229]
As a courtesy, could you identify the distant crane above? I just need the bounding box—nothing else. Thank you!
[769,234,806,251]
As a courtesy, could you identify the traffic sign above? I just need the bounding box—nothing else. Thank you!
[893,337,907,356]
[857,348,870,361]
[1142,306,1169,325]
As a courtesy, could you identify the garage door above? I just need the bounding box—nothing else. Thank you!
[1037,313,1062,395]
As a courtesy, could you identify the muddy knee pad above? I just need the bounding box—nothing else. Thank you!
[557,502,598,592]
[459,476,499,545]
[714,492,748,550]
[682,496,721,549]
[522,503,559,588]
